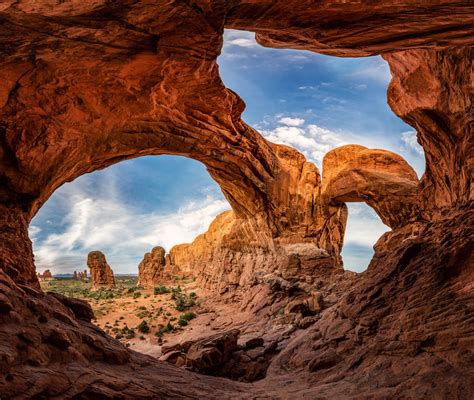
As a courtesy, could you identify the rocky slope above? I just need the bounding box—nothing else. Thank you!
[0,1,472,398]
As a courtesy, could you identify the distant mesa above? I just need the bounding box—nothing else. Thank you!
[87,251,115,291]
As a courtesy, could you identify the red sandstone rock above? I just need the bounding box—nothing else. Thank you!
[137,246,166,288]
[87,251,115,291]
[321,145,420,228]
[0,1,472,398]
[40,269,53,280]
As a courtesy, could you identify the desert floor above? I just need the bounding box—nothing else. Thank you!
[40,276,203,357]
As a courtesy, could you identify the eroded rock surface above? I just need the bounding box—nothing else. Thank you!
[137,246,166,289]
[87,251,115,291]
[321,145,420,228]
[0,1,472,398]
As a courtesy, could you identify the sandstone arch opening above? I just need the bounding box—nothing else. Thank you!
[31,154,232,355]
[340,203,390,273]
[219,29,425,274]
[1,3,472,398]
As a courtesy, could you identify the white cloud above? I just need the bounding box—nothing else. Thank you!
[278,117,305,126]
[227,38,258,48]
[353,83,367,90]
[223,30,257,49]
[343,203,390,248]
[262,118,347,166]
[401,130,424,155]
[30,182,229,275]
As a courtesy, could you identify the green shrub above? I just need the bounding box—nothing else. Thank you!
[178,312,196,326]
[136,311,149,319]
[137,320,150,333]
[155,322,174,337]
[133,292,142,299]
[121,325,135,339]
[154,285,170,295]
[172,290,196,311]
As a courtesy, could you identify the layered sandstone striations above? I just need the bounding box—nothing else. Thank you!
[384,47,473,216]
[87,251,115,291]
[0,1,472,398]
[137,246,166,288]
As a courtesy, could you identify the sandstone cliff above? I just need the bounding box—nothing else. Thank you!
[168,145,421,290]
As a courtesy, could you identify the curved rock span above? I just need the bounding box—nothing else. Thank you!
[87,251,115,291]
[0,1,473,398]
[167,145,420,290]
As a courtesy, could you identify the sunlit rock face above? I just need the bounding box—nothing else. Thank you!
[137,246,166,288]
[321,145,420,229]
[0,1,472,398]
[87,251,115,291]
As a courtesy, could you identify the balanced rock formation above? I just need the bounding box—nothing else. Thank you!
[0,1,472,398]
[87,251,115,291]
[137,246,166,288]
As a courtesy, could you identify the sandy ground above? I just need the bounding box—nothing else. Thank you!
[41,276,204,357]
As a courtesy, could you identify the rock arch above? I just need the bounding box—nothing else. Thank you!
[0,1,472,398]
[321,144,420,229]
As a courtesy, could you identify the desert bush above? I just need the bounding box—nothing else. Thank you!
[154,322,174,337]
[178,312,196,326]
[171,287,196,311]
[154,285,170,295]
[137,320,150,333]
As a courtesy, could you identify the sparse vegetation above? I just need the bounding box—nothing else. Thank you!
[154,285,170,295]
[137,320,150,333]
[40,276,198,345]
[171,286,197,311]
[178,312,196,326]
[155,322,175,337]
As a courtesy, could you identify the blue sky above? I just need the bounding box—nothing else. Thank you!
[30,29,425,275]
